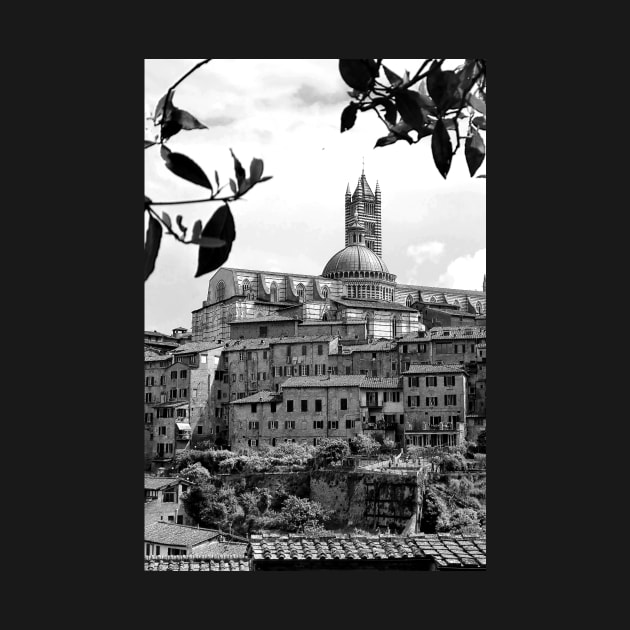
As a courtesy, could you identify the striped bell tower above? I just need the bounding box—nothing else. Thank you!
[344,164,382,256]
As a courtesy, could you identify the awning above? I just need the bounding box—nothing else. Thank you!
[176,422,192,431]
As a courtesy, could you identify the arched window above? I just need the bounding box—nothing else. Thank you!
[216,281,225,302]
[476,301,483,314]
[430,296,437,303]
[322,312,328,321]
[392,317,398,338]
[366,312,374,337]
[242,280,250,296]
[321,286,329,298]
[270,282,278,303]
[452,299,460,309]
[296,283,305,301]
[406,294,414,307]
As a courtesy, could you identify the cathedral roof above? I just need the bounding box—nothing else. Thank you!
[323,246,389,275]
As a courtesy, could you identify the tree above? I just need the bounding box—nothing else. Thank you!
[349,434,380,456]
[276,496,330,533]
[477,430,486,453]
[315,438,350,466]
[179,462,213,486]
[338,59,486,179]
[144,59,273,282]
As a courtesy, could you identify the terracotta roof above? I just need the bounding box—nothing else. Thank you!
[144,522,219,547]
[144,556,251,571]
[144,476,190,491]
[172,342,224,354]
[281,375,366,388]
[145,352,171,362]
[331,298,415,312]
[361,377,402,389]
[223,339,271,350]
[230,391,282,405]
[402,364,466,375]
[191,541,249,556]
[398,283,486,297]
[144,330,173,338]
[249,533,485,568]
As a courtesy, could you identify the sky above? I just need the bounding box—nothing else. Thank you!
[145,59,486,335]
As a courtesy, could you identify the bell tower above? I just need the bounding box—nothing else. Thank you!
[344,164,382,256]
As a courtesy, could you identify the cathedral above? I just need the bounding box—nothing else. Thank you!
[191,170,486,342]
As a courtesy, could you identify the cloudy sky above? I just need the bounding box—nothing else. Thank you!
[145,59,486,334]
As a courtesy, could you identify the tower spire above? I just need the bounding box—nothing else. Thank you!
[362,156,364,175]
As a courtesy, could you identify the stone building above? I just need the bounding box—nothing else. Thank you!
[143,342,223,471]
[144,476,194,525]
[190,170,485,344]
[401,364,467,447]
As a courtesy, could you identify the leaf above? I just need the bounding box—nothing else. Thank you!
[191,220,202,243]
[153,90,175,123]
[176,215,187,235]
[144,215,162,281]
[215,170,220,188]
[161,212,172,229]
[258,176,273,183]
[198,236,227,248]
[160,147,213,191]
[431,118,453,179]
[172,107,208,131]
[394,90,426,131]
[372,97,397,126]
[468,93,486,115]
[472,115,486,130]
[249,158,264,183]
[465,128,486,177]
[476,174,486,178]
[144,195,153,206]
[374,134,399,148]
[195,204,236,278]
[229,179,237,194]
[383,65,403,88]
[230,149,246,188]
[340,103,359,132]
[427,63,461,113]
[144,140,157,148]
[338,59,377,92]
[160,119,183,141]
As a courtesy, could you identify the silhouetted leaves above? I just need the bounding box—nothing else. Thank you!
[465,128,486,176]
[160,145,213,191]
[154,90,175,123]
[339,59,377,92]
[431,118,453,179]
[383,65,403,88]
[195,204,236,278]
[176,215,187,236]
[144,215,162,281]
[160,119,183,141]
[374,135,399,148]
[427,63,461,113]
[161,212,172,229]
[394,90,426,131]
[468,92,486,115]
[145,140,157,149]
[372,97,397,126]
[472,115,486,130]
[214,170,220,189]
[340,103,359,132]
[229,179,237,194]
[191,220,202,243]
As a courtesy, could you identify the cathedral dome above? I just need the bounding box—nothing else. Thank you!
[322,245,389,276]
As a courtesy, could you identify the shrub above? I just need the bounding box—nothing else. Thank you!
[349,434,380,456]
[275,496,330,533]
[316,438,351,465]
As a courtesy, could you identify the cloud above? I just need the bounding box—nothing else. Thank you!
[407,241,445,265]
[438,248,486,291]
[293,84,348,107]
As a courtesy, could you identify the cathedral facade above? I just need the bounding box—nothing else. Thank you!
[191,171,486,342]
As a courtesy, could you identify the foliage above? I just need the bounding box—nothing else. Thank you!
[275,496,331,533]
[380,438,396,455]
[337,59,486,179]
[477,430,486,453]
[144,59,273,281]
[437,507,483,536]
[179,462,213,485]
[349,434,380,456]
[315,438,351,465]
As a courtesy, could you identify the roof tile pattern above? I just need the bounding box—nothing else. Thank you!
[144,522,219,546]
[402,364,466,375]
[144,556,250,571]
[282,375,367,388]
[249,533,485,567]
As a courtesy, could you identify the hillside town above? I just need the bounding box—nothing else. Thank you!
[144,171,486,571]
